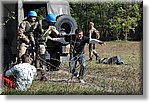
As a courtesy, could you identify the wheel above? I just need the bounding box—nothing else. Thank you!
[55,15,78,35]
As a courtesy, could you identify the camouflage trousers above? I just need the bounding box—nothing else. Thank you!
[89,43,99,60]
[18,43,28,62]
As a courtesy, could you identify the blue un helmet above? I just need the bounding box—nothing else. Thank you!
[28,11,37,17]
[46,13,56,22]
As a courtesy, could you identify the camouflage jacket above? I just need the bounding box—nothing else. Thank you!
[89,27,100,39]
[18,20,41,44]
[40,26,59,42]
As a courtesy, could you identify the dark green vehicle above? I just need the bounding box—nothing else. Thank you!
[2,0,77,71]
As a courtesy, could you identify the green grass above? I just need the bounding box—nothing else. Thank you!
[2,41,143,95]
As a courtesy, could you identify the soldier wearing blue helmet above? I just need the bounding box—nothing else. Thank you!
[28,11,38,17]
[41,13,59,42]
[39,13,61,71]
[46,13,56,23]
[18,11,42,63]
[45,13,59,38]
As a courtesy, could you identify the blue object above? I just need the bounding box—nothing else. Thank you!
[46,14,56,22]
[28,11,37,17]
[70,54,86,78]
[116,56,124,65]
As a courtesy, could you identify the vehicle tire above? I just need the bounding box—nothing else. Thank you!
[55,15,77,35]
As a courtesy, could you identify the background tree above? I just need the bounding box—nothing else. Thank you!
[69,1,143,41]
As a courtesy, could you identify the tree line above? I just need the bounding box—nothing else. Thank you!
[70,1,143,41]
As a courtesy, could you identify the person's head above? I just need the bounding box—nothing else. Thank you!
[75,29,83,40]
[27,11,37,22]
[88,22,94,29]
[46,13,56,26]
[21,54,32,64]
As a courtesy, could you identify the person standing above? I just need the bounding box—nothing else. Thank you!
[88,22,100,61]
[40,13,61,70]
[18,11,42,63]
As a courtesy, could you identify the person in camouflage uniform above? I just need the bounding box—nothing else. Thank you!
[88,22,100,61]
[40,13,59,43]
[39,13,61,70]
[18,11,42,63]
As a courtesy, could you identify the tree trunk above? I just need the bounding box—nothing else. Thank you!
[125,32,128,41]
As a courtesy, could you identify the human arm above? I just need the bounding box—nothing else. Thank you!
[48,26,59,36]
[49,34,74,44]
[89,30,92,39]
[52,37,68,44]
[31,66,37,79]
[18,22,29,43]
[93,28,100,39]
[5,66,16,77]
[89,38,105,45]
[42,26,60,41]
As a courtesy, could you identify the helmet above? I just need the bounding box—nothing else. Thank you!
[28,11,37,17]
[46,14,56,22]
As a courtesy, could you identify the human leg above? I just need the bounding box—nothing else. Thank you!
[18,43,28,63]
[92,44,99,60]
[0,74,16,89]
[89,44,93,61]
[116,56,124,65]
[70,56,78,76]
[78,54,86,83]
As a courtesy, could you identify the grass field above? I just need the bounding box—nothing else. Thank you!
[2,41,143,95]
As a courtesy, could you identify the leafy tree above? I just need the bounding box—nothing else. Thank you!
[69,1,143,41]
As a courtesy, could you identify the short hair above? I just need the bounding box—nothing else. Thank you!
[75,28,83,35]
[89,22,94,26]
[21,54,31,63]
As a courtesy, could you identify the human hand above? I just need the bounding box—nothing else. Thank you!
[48,36,53,40]
[99,41,106,46]
[21,34,29,44]
[49,26,56,30]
